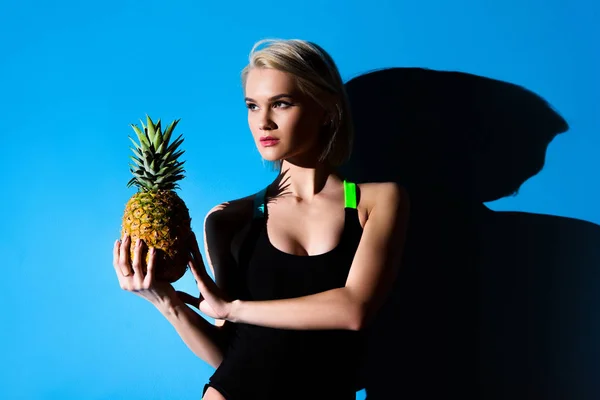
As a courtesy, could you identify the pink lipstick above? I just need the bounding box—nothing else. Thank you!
[260,136,280,147]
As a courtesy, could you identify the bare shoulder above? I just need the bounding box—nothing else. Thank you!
[203,191,263,271]
[356,181,408,215]
[204,194,255,231]
[201,194,256,305]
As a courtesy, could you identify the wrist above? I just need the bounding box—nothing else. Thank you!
[155,295,185,318]
[228,299,243,323]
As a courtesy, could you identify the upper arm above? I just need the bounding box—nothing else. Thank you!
[203,197,253,327]
[344,182,410,326]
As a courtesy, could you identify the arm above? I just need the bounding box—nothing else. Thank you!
[157,298,226,369]
[202,198,253,327]
[113,235,228,369]
[229,182,410,331]
[159,198,252,368]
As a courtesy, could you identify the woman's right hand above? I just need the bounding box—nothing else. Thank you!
[112,234,180,311]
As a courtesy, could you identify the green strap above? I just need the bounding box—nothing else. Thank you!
[343,180,357,209]
[256,182,356,216]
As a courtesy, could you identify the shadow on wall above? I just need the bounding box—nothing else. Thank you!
[340,68,600,400]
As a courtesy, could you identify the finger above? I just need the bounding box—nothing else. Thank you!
[143,247,156,288]
[186,234,201,279]
[187,233,221,299]
[187,257,212,290]
[131,238,145,285]
[119,234,133,277]
[187,257,203,288]
[189,232,207,274]
[113,239,127,287]
[176,290,201,309]
[187,257,213,298]
[113,239,121,271]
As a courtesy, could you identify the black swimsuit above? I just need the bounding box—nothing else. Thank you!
[203,181,365,399]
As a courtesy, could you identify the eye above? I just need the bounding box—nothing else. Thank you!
[273,101,291,109]
[246,103,258,111]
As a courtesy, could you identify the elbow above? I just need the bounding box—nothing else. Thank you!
[204,354,222,370]
[341,289,369,331]
[347,303,369,331]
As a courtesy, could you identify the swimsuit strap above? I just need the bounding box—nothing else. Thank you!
[343,180,357,209]
[253,180,357,219]
[253,187,267,219]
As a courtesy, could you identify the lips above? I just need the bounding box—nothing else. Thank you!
[260,136,279,147]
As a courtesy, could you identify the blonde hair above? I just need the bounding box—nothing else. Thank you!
[241,39,354,170]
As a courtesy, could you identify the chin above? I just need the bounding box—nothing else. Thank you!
[262,156,282,162]
[257,149,284,162]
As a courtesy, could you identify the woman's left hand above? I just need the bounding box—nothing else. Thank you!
[179,232,234,321]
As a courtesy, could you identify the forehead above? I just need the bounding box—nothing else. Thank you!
[244,68,299,98]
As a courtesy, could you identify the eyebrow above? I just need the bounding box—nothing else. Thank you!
[244,94,295,103]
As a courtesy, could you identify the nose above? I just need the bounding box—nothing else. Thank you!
[258,109,276,131]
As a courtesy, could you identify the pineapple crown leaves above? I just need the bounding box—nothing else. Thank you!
[127,115,186,191]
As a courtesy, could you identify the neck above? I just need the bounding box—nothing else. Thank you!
[273,160,338,202]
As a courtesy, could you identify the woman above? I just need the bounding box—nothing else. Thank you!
[113,39,409,400]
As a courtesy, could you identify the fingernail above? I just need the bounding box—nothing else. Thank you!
[150,247,155,254]
[136,239,141,247]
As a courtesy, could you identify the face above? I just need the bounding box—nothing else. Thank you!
[244,68,326,164]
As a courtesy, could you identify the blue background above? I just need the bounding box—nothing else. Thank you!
[1,1,597,399]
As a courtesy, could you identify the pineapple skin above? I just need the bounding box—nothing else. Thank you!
[121,189,192,283]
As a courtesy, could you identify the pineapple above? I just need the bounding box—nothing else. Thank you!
[121,115,192,283]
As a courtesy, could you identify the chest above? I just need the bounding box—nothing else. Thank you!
[240,211,363,301]
[265,201,346,257]
[244,233,355,300]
